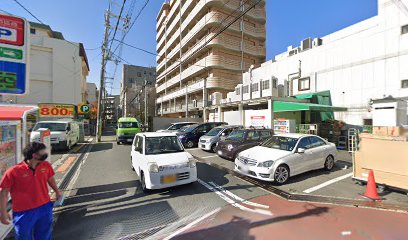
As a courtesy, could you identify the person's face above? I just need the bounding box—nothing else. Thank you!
[33,149,48,161]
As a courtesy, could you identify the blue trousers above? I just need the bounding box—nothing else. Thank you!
[13,202,53,240]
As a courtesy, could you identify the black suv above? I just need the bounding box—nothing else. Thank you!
[176,122,228,148]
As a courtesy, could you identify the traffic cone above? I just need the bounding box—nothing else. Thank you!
[363,170,381,201]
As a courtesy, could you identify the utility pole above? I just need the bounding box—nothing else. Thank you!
[96,8,111,142]
[144,79,148,131]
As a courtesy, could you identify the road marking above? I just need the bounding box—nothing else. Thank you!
[56,157,77,173]
[163,208,221,240]
[208,182,269,209]
[198,179,272,216]
[303,173,353,194]
[201,155,217,159]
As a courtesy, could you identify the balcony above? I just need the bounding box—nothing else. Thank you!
[157,55,241,93]
[157,79,205,103]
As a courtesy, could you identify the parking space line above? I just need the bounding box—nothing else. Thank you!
[209,182,269,209]
[163,208,221,240]
[201,155,218,159]
[303,173,353,194]
[198,179,272,216]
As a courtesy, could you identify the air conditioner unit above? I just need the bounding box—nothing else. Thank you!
[313,38,323,47]
[301,38,312,51]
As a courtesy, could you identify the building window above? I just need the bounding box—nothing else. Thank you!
[137,72,142,77]
[272,78,277,88]
[298,77,310,91]
[262,80,270,90]
[243,85,249,94]
[30,28,36,34]
[402,24,408,35]
[251,83,259,92]
[402,79,408,88]
[235,88,240,95]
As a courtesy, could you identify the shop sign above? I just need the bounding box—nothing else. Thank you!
[0,14,29,95]
[39,103,75,118]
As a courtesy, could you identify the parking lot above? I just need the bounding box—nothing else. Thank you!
[187,148,408,206]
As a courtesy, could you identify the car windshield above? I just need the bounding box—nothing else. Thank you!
[118,122,139,128]
[145,136,184,155]
[206,127,223,136]
[261,136,299,151]
[226,130,245,140]
[33,122,67,132]
[168,123,190,130]
[178,124,198,133]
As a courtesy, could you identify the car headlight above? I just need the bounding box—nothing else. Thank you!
[188,156,196,168]
[227,144,234,151]
[258,160,274,168]
[148,162,159,173]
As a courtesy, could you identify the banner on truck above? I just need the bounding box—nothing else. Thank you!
[39,103,75,118]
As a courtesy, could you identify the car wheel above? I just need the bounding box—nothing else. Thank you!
[186,141,194,148]
[211,144,217,153]
[140,172,149,193]
[324,155,335,171]
[131,157,135,171]
[274,165,290,185]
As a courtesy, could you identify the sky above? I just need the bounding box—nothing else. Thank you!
[1,0,378,95]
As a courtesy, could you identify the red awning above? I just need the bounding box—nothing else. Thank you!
[0,105,38,120]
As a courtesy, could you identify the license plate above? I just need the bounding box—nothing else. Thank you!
[217,150,222,155]
[127,139,133,142]
[241,165,249,173]
[162,175,177,184]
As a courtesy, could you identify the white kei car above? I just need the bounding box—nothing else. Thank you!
[131,132,197,192]
[235,133,338,185]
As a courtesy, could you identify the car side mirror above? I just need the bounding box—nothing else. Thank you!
[297,148,306,153]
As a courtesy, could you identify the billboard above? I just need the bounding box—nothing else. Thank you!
[0,14,29,95]
[38,103,75,118]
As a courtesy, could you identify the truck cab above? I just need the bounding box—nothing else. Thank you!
[116,117,141,144]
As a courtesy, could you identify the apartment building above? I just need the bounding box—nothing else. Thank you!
[155,0,266,119]
[120,64,156,118]
[104,95,120,124]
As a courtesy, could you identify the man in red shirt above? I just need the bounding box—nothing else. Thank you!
[0,142,61,240]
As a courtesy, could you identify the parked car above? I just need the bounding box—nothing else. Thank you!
[157,122,197,133]
[176,122,228,148]
[215,128,273,160]
[116,117,141,144]
[199,125,243,152]
[130,132,197,192]
[30,120,79,150]
[235,133,338,185]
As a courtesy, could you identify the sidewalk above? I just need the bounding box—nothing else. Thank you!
[172,193,408,240]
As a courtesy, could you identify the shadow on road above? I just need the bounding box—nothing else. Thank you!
[88,142,113,153]
[172,205,330,240]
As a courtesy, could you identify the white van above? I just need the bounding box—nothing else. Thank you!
[30,120,80,150]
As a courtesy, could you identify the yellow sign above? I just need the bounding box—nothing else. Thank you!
[38,103,75,118]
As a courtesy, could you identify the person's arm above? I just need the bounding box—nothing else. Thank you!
[48,177,62,200]
[0,188,11,225]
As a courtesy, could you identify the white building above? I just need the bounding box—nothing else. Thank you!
[3,22,90,105]
[223,0,408,126]
[86,82,98,105]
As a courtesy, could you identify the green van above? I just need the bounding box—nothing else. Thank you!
[116,117,141,144]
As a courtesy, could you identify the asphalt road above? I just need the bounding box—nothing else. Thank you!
[53,135,269,239]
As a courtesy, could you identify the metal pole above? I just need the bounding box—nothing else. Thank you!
[96,8,110,142]
[144,80,148,131]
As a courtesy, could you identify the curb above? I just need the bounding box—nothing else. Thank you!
[194,156,408,213]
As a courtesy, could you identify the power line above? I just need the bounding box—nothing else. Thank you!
[107,0,127,57]
[12,0,44,24]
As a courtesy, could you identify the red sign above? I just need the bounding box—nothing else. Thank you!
[0,15,25,46]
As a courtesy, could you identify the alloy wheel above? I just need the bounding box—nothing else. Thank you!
[274,166,289,184]
[325,155,335,170]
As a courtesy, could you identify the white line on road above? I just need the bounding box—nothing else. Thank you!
[208,182,269,209]
[198,179,272,216]
[303,173,353,194]
[163,208,221,240]
[201,155,218,159]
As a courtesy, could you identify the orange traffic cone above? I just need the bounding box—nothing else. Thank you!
[364,170,381,201]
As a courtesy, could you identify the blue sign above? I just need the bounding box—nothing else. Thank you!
[0,60,26,94]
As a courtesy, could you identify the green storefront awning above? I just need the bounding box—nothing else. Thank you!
[273,101,347,113]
